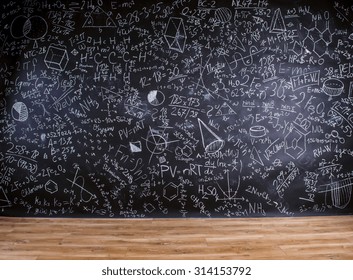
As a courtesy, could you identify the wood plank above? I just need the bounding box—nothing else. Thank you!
[0,216,352,259]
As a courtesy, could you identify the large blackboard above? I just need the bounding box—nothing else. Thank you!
[1,0,353,218]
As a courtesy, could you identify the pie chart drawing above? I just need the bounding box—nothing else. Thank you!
[11,102,28,122]
[147,90,165,106]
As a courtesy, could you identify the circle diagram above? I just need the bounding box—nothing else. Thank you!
[10,15,48,40]
[147,90,165,106]
[215,7,232,23]
[146,133,167,154]
[10,15,27,39]
[11,102,28,122]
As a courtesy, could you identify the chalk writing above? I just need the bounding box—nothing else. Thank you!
[0,0,353,218]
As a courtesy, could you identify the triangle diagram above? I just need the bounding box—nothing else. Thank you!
[83,6,116,28]
[0,187,11,207]
[216,102,237,116]
[250,147,264,166]
[270,8,286,33]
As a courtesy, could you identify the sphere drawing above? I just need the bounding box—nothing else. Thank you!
[11,102,28,122]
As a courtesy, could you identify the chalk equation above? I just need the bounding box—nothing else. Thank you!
[1,0,353,218]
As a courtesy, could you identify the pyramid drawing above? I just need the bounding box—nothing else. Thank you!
[250,147,264,166]
[0,187,11,207]
[270,8,286,33]
[83,6,116,28]
[130,141,142,153]
[233,35,245,52]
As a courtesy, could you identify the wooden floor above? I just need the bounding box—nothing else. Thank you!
[0,216,353,259]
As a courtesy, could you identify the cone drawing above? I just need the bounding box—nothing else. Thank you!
[198,118,224,154]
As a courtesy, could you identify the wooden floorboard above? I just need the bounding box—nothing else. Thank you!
[0,216,352,260]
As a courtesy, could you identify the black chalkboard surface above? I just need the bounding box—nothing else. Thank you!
[1,0,353,218]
